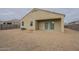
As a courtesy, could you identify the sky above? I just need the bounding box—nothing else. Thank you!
[0,8,79,23]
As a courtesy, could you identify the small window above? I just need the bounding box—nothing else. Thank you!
[30,21,33,26]
[7,22,12,25]
[22,21,24,26]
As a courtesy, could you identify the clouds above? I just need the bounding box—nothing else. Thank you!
[0,8,31,20]
[0,12,15,15]
[0,9,15,15]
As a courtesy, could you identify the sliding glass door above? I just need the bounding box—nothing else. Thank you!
[45,20,54,30]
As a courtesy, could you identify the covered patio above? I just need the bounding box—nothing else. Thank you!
[35,18,61,32]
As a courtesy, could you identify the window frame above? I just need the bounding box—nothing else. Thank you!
[30,21,33,26]
[22,21,24,26]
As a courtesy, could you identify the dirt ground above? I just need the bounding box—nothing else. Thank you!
[0,28,79,51]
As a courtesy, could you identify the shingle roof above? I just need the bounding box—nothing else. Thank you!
[32,8,65,16]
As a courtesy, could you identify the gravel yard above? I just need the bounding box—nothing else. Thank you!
[0,28,79,51]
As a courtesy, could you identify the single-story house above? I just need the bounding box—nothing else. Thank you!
[20,8,65,32]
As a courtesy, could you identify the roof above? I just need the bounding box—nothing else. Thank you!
[21,8,65,20]
[0,19,20,23]
[32,8,65,16]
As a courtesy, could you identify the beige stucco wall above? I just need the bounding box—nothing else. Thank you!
[21,9,64,32]
[54,19,61,32]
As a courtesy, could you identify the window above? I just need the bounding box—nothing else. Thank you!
[22,21,24,26]
[30,21,33,26]
[7,22,12,25]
